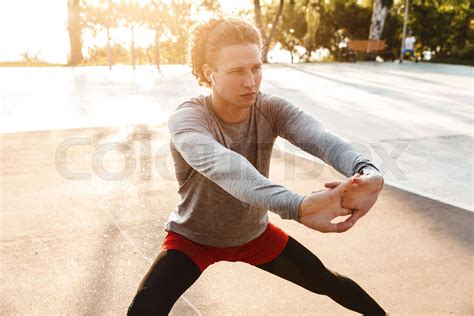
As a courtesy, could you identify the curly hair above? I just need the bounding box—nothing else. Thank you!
[188,17,263,87]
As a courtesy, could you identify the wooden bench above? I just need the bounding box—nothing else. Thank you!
[343,40,393,62]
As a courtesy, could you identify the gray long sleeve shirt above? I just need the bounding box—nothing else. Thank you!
[166,91,376,247]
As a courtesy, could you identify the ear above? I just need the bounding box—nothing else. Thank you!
[202,64,213,83]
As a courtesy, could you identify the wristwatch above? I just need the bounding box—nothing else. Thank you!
[360,166,379,176]
[360,166,385,189]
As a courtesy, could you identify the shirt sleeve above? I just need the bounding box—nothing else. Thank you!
[260,94,378,178]
[168,104,305,222]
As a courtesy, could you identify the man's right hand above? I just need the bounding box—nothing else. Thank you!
[298,181,354,233]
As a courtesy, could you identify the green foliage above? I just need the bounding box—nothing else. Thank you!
[384,0,472,62]
[79,0,221,65]
[270,0,373,58]
[273,1,306,62]
[73,0,471,65]
[317,0,372,53]
[410,0,472,59]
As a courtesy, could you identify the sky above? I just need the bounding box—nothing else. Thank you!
[0,0,253,64]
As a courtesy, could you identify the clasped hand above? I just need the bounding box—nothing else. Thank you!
[298,172,384,233]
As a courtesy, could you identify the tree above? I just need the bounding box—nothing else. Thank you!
[82,0,118,69]
[199,0,221,12]
[369,0,394,40]
[303,1,321,61]
[116,0,149,69]
[167,1,194,64]
[411,0,471,59]
[67,0,84,65]
[71,0,472,66]
[146,0,221,64]
[315,0,371,55]
[275,0,307,63]
[254,0,285,63]
[143,1,168,69]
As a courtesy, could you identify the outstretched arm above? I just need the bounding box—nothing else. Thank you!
[169,106,304,221]
[263,94,378,178]
[170,105,356,233]
[261,94,383,226]
[172,129,304,221]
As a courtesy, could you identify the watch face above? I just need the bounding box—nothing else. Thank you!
[362,166,378,175]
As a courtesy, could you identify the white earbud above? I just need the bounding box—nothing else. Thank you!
[210,74,216,85]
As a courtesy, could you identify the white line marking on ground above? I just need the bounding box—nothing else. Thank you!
[101,206,202,315]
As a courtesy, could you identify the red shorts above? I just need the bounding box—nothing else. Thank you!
[162,222,289,272]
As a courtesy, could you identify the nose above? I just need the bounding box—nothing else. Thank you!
[243,71,255,88]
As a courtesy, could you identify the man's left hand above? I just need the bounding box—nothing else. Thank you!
[324,172,384,227]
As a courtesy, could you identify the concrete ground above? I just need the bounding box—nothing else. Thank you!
[265,62,473,211]
[1,62,472,210]
[1,125,473,315]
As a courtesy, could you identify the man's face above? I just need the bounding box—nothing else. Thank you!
[210,43,263,108]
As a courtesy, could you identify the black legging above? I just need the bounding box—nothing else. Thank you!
[127,236,386,315]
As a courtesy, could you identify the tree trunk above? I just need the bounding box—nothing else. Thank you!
[368,0,393,40]
[254,0,284,63]
[106,27,112,70]
[131,27,136,69]
[263,0,284,62]
[254,0,267,41]
[67,0,83,66]
[304,4,320,62]
[154,29,161,69]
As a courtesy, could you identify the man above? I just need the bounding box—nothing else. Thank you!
[128,18,386,315]
[402,31,417,62]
